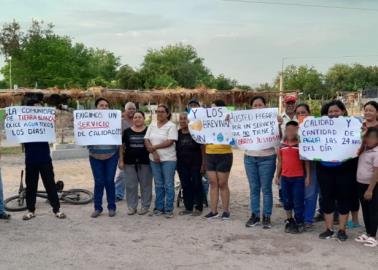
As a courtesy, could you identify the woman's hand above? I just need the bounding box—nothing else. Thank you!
[146,145,155,153]
[118,160,125,170]
[274,176,280,185]
[277,116,283,125]
[364,189,373,201]
[305,176,311,187]
[153,151,161,163]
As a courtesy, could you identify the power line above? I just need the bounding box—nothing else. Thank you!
[222,0,378,12]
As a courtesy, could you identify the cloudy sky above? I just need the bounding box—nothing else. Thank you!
[1,0,378,85]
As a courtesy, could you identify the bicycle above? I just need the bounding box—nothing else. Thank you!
[4,170,93,212]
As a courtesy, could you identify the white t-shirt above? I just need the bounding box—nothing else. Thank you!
[145,121,178,162]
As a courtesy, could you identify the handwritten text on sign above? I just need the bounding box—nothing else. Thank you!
[74,110,122,145]
[4,106,56,143]
[299,116,362,162]
[231,108,280,151]
[188,107,233,145]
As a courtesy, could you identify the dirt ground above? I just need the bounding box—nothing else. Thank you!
[0,150,376,270]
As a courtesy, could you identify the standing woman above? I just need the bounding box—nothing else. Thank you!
[244,96,282,229]
[204,100,233,220]
[118,111,152,215]
[317,100,357,241]
[145,104,178,218]
[362,101,378,131]
[295,103,319,230]
[89,98,119,218]
[176,112,204,216]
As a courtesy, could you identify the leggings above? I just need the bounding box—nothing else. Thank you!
[358,183,378,237]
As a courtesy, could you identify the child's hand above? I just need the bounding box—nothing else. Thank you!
[305,176,311,187]
[274,176,280,185]
[364,189,373,201]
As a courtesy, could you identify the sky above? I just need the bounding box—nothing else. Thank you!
[1,0,378,86]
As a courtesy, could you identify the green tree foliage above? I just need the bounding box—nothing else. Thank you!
[139,44,212,89]
[279,65,326,98]
[0,20,120,88]
[325,64,378,92]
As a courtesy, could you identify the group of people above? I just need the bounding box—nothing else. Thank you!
[0,95,377,248]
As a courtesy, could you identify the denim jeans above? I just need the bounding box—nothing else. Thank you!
[89,153,119,212]
[304,163,319,224]
[0,169,5,214]
[115,168,127,199]
[281,176,305,224]
[244,154,276,217]
[150,161,176,213]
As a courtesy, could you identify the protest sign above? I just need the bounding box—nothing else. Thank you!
[188,107,233,145]
[299,116,362,162]
[4,106,56,143]
[74,110,122,145]
[231,108,280,151]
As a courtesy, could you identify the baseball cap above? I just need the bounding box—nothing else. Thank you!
[188,99,200,106]
[284,95,297,104]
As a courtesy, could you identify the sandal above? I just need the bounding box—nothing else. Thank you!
[355,233,369,243]
[0,212,11,220]
[364,237,378,248]
[23,212,35,221]
[55,212,66,219]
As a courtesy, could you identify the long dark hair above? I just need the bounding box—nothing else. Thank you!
[295,103,311,114]
[326,100,348,116]
[250,96,266,106]
[364,101,378,111]
[95,97,110,108]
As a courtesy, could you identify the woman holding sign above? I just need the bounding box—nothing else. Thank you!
[88,98,119,218]
[204,100,233,220]
[145,104,178,218]
[316,100,358,241]
[244,96,282,229]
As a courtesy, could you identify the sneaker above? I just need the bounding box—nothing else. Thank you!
[138,208,149,215]
[246,213,260,227]
[150,209,164,216]
[116,197,123,202]
[108,209,116,217]
[179,210,193,216]
[191,209,202,216]
[346,220,362,229]
[262,216,271,229]
[292,223,305,234]
[0,212,11,220]
[319,229,334,239]
[204,212,219,219]
[91,210,102,218]
[337,229,348,241]
[127,208,137,215]
[304,223,314,232]
[285,218,295,233]
[221,212,230,220]
[164,211,174,218]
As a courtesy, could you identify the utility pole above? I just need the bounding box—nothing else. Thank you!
[9,56,12,90]
[279,57,285,113]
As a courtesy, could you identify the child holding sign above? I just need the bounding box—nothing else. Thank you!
[355,127,378,248]
[275,121,310,233]
[22,99,65,220]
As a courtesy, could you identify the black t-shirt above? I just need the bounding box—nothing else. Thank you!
[122,127,150,165]
[24,142,52,165]
[176,129,202,166]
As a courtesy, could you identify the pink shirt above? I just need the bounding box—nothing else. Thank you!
[357,146,378,184]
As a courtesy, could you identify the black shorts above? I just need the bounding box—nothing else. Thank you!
[206,153,233,173]
[317,159,356,215]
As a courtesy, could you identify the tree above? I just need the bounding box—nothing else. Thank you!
[140,44,212,89]
[116,65,143,89]
[278,65,326,98]
[212,74,237,90]
[0,20,120,88]
[325,64,378,92]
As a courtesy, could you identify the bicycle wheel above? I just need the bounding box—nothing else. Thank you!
[61,189,93,205]
[4,195,27,212]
